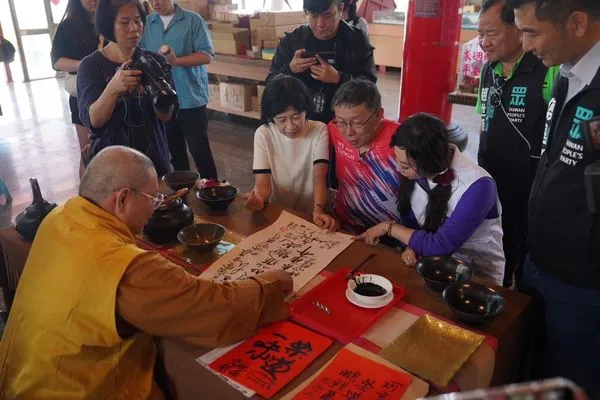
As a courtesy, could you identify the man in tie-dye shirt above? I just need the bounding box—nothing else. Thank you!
[328,80,402,233]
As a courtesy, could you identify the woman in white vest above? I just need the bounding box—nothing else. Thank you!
[357,113,505,286]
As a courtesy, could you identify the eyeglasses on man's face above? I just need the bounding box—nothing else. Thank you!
[333,110,378,131]
[129,188,165,210]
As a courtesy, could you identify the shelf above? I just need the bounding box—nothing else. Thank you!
[207,54,270,82]
[207,101,261,120]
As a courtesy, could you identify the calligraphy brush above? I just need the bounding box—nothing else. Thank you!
[345,253,376,280]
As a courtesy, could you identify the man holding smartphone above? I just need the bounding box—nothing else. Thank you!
[267,0,376,124]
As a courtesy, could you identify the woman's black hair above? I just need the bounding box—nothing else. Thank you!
[391,113,453,232]
[95,0,146,43]
[343,0,359,25]
[61,0,91,28]
[260,74,312,124]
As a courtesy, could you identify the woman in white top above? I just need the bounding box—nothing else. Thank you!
[245,74,338,231]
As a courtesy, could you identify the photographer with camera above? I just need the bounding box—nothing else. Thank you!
[141,0,218,179]
[77,0,177,176]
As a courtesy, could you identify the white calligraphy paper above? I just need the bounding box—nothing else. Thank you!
[200,211,353,291]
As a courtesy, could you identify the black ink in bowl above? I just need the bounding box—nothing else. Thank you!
[353,281,387,297]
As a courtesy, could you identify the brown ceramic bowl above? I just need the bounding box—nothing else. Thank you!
[196,185,239,210]
[177,223,225,252]
[162,171,200,192]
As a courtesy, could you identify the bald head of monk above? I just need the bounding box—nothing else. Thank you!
[79,146,160,235]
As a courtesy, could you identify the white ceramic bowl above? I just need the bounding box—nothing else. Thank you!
[347,274,393,307]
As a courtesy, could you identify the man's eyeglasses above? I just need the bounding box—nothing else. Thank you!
[333,110,377,131]
[130,188,165,210]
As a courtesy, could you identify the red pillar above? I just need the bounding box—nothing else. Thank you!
[398,0,465,124]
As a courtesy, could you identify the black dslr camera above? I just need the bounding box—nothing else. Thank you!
[125,47,177,113]
[584,117,600,215]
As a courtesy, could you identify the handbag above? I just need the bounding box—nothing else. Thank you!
[63,35,105,98]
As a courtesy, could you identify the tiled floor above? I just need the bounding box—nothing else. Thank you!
[0,71,480,228]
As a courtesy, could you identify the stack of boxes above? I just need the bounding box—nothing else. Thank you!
[203,9,305,113]
[249,11,306,60]
[177,0,209,18]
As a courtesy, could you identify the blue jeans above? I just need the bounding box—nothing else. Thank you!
[520,255,600,399]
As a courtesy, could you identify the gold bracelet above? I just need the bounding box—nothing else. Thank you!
[387,221,396,237]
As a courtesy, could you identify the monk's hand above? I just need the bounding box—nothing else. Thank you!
[401,248,418,267]
[313,208,339,232]
[290,48,317,74]
[355,222,388,246]
[271,270,294,296]
[310,54,340,84]
[244,191,264,212]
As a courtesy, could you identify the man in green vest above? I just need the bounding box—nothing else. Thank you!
[476,0,559,287]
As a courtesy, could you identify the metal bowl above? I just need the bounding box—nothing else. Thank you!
[177,223,225,252]
[162,171,200,192]
[415,256,473,293]
[443,282,506,325]
[196,185,239,210]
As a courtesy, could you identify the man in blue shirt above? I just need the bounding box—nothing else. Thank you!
[142,0,218,178]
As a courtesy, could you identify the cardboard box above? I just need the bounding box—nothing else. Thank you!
[208,82,220,104]
[255,11,306,26]
[251,25,297,44]
[257,84,265,101]
[219,82,254,112]
[251,95,259,112]
[210,28,249,55]
[176,0,209,18]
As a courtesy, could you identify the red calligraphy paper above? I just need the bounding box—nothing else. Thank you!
[292,348,413,400]
[209,321,332,398]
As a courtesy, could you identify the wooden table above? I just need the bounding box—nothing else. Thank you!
[0,195,534,399]
[158,196,534,399]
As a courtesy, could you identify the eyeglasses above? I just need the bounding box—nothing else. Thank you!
[333,110,377,131]
[129,188,165,210]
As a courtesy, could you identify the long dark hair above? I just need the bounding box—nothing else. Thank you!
[391,113,453,232]
[61,0,91,26]
[343,0,359,25]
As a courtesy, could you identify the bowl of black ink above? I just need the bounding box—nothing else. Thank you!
[347,274,393,307]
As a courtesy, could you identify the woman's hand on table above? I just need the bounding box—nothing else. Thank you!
[401,248,418,267]
[354,221,389,246]
[244,191,265,212]
[106,60,142,96]
[312,208,339,232]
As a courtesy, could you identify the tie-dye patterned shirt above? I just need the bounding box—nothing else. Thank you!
[329,119,402,233]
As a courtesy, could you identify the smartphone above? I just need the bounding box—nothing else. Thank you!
[300,51,336,59]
